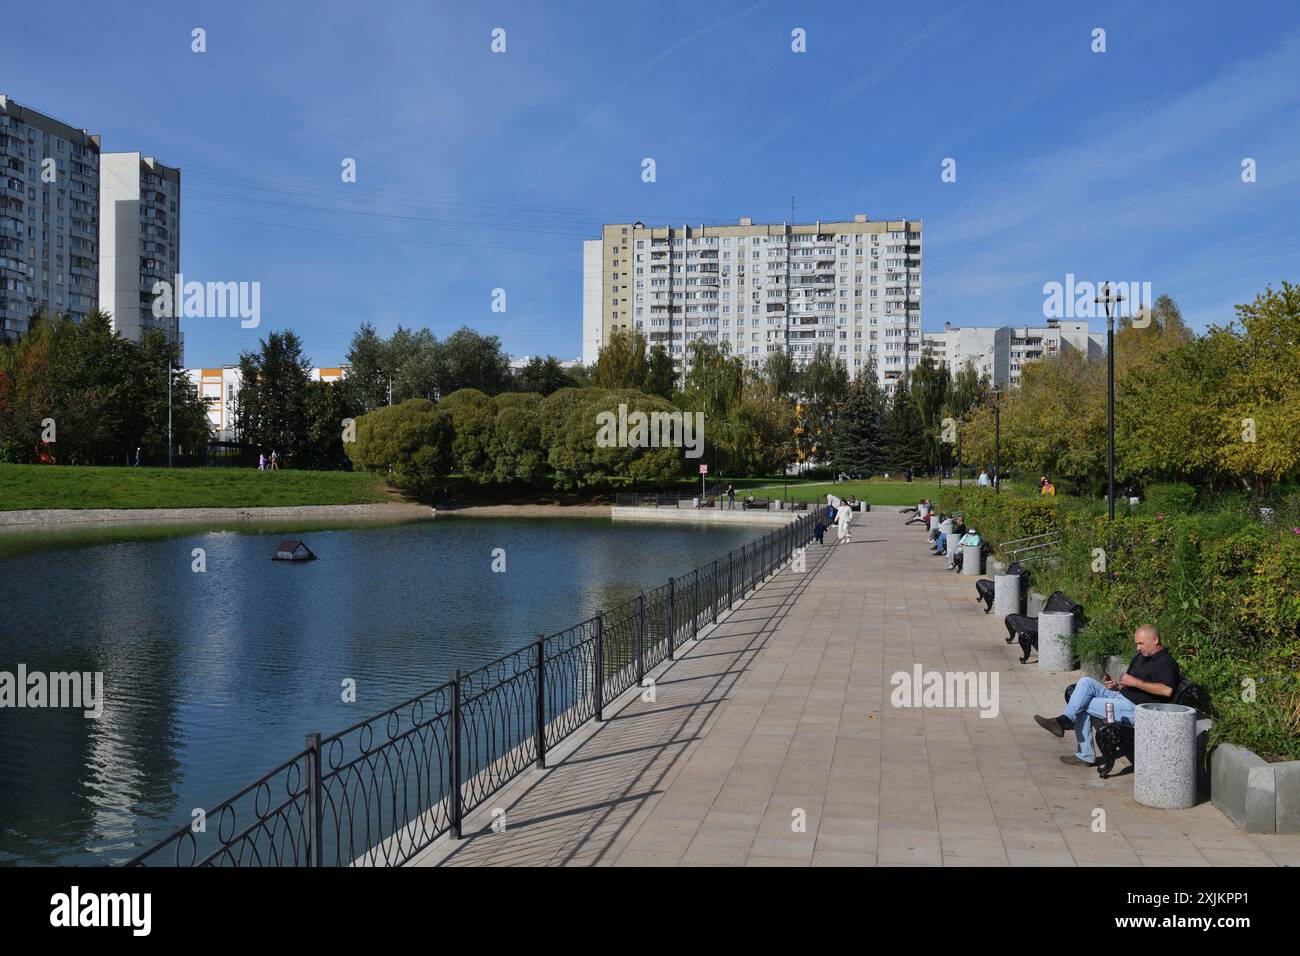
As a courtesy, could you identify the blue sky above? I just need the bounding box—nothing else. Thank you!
[7,0,1300,367]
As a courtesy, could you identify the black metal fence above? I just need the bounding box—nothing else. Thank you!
[129,513,816,867]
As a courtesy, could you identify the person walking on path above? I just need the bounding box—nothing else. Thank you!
[271,449,280,471]
[836,501,853,543]
[133,447,141,467]
[726,483,735,510]
[258,451,266,472]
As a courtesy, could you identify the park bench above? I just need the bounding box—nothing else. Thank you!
[975,561,1030,614]
[1061,678,1210,778]
[743,498,771,510]
[1004,591,1085,663]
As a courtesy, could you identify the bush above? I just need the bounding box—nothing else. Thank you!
[346,399,453,495]
[1138,481,1198,515]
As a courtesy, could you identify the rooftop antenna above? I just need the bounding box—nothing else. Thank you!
[790,196,796,224]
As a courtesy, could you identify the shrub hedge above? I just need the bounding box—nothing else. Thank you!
[935,487,1300,761]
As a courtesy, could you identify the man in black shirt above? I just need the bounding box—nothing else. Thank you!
[1034,625,1180,766]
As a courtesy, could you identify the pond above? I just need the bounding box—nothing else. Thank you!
[0,516,763,865]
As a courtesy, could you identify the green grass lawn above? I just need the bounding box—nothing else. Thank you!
[743,477,943,507]
[0,463,398,511]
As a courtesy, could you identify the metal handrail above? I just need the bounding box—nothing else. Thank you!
[129,512,815,867]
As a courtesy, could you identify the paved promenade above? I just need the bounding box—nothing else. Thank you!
[413,511,1299,867]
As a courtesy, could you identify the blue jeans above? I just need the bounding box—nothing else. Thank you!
[933,532,946,552]
[1065,677,1135,763]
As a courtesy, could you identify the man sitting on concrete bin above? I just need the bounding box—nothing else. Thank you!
[1033,624,1180,766]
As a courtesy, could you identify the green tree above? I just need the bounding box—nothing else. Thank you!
[833,363,886,476]
[346,321,392,411]
[437,388,497,483]
[439,326,511,395]
[794,345,848,466]
[300,378,362,470]
[909,347,949,473]
[591,328,649,390]
[346,398,453,495]
[759,349,798,400]
[515,356,575,396]
[881,374,926,475]
[235,330,312,463]
[490,391,546,484]
[642,344,677,400]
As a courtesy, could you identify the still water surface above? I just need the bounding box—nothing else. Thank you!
[0,517,761,865]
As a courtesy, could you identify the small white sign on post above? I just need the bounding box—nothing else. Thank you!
[699,463,708,498]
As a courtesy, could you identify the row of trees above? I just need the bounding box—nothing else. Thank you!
[346,386,683,494]
[958,288,1300,495]
[0,311,209,464]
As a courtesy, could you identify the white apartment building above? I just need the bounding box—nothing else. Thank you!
[583,215,923,394]
[186,365,350,442]
[0,95,101,341]
[508,354,583,372]
[100,152,181,353]
[922,319,1106,389]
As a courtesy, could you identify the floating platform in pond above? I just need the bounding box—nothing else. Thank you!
[273,539,316,561]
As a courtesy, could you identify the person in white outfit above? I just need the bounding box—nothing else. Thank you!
[836,502,853,543]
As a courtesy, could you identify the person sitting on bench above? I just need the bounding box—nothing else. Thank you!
[950,526,981,572]
[906,499,931,525]
[1033,624,1179,766]
[932,514,965,557]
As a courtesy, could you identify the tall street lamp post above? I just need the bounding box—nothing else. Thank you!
[993,388,1001,494]
[1095,283,1125,521]
[167,359,173,468]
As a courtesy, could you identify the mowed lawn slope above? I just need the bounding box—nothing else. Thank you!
[744,478,943,506]
[0,464,398,511]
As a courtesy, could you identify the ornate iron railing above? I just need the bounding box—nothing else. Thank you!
[128,513,815,866]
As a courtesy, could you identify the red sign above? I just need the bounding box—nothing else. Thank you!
[699,464,708,475]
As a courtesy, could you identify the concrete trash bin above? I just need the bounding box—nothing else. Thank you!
[1135,703,1198,809]
[960,544,983,575]
[1027,591,1047,617]
[993,574,1020,616]
[1037,610,1075,671]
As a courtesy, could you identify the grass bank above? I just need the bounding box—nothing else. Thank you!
[0,464,397,511]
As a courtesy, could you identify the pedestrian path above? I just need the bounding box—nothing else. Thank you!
[411,511,1299,866]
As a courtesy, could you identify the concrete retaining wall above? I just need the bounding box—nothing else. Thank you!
[0,502,433,530]
[1211,743,1300,833]
[611,506,800,526]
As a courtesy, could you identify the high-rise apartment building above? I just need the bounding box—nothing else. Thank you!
[582,215,923,393]
[0,95,101,342]
[922,319,1106,390]
[100,152,181,353]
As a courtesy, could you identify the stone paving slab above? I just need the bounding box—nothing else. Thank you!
[413,511,1300,867]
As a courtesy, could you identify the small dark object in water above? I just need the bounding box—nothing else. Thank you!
[273,539,316,562]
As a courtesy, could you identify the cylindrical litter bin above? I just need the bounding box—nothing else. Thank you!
[993,574,1020,617]
[1037,610,1075,671]
[960,544,983,576]
[1134,703,1198,809]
